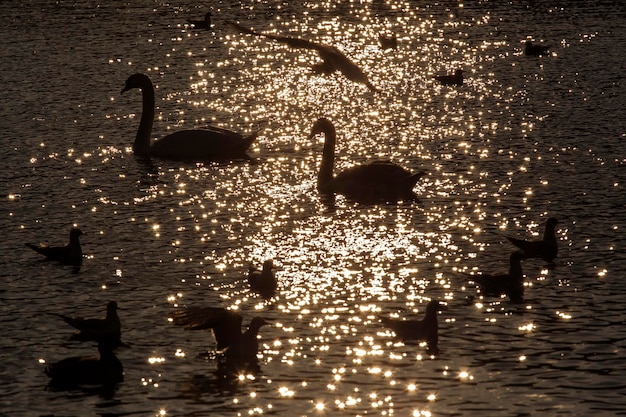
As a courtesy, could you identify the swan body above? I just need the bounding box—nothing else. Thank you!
[226,21,378,92]
[25,228,83,266]
[506,217,558,262]
[468,252,525,303]
[171,307,270,368]
[248,259,277,296]
[122,73,258,161]
[45,340,124,388]
[525,40,550,56]
[309,118,425,202]
[379,300,445,353]
[50,301,121,344]
[435,69,464,86]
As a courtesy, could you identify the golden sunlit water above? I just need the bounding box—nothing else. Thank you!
[1,1,625,416]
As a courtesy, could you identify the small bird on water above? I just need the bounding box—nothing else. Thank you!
[25,227,83,266]
[379,299,446,354]
[435,69,464,86]
[506,217,559,263]
[187,12,212,30]
[524,40,550,56]
[467,252,525,303]
[49,301,122,345]
[248,259,277,296]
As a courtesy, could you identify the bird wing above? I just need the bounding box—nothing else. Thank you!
[226,21,322,50]
[171,307,243,350]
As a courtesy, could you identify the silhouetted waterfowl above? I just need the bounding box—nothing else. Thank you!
[248,259,277,296]
[378,34,398,50]
[468,252,525,303]
[506,217,559,263]
[25,227,83,266]
[308,118,425,203]
[45,340,124,388]
[171,307,270,368]
[121,73,259,161]
[49,301,122,344]
[435,69,464,86]
[187,12,212,30]
[525,40,550,56]
[379,300,445,353]
[226,21,378,92]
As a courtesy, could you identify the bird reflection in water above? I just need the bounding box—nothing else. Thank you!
[226,21,378,92]
[171,307,271,377]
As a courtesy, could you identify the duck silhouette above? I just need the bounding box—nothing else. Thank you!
[435,69,463,86]
[187,12,212,30]
[379,300,445,354]
[248,260,277,297]
[171,307,271,371]
[226,21,378,92]
[506,217,559,263]
[45,339,124,389]
[49,301,122,345]
[121,73,259,161]
[468,252,525,303]
[25,227,83,266]
[524,40,550,56]
[308,118,425,203]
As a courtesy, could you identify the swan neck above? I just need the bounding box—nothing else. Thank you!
[318,126,336,191]
[134,78,155,155]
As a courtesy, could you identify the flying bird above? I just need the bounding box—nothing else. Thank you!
[379,299,446,354]
[25,227,83,266]
[506,217,559,262]
[226,21,378,92]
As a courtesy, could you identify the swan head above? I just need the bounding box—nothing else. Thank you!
[69,228,83,238]
[308,118,335,139]
[121,73,150,94]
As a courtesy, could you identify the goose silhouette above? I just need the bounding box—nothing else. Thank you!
[187,12,212,30]
[378,34,398,50]
[121,73,259,161]
[435,69,464,86]
[524,40,550,56]
[171,307,271,369]
[248,259,277,296]
[379,299,445,354]
[308,118,425,202]
[45,339,124,388]
[226,21,378,92]
[25,227,83,266]
[49,301,122,345]
[506,217,558,263]
[468,252,525,303]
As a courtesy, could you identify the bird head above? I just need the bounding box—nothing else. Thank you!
[308,118,335,140]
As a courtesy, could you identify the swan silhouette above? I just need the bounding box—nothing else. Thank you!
[506,217,558,262]
[226,21,378,92]
[435,69,464,86]
[379,299,446,354]
[121,73,259,161]
[308,118,425,202]
[25,227,83,266]
[187,12,212,30]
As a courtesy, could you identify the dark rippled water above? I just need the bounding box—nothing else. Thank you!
[1,1,625,416]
